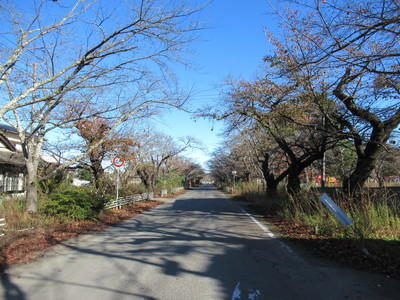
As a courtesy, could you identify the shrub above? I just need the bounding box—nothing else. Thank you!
[78,169,94,181]
[118,183,146,198]
[39,169,70,194]
[156,171,185,194]
[39,186,106,221]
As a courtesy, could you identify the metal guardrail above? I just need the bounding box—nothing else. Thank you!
[104,192,154,210]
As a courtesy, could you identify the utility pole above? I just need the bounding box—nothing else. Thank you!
[321,116,326,188]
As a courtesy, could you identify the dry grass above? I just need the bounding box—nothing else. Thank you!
[229,183,400,279]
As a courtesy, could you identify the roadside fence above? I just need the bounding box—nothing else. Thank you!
[104,192,153,210]
[0,217,5,237]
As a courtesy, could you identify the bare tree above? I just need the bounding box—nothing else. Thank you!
[134,130,197,192]
[270,0,400,197]
[208,147,237,184]
[182,161,205,187]
[208,133,263,186]
[0,0,206,212]
[211,73,340,197]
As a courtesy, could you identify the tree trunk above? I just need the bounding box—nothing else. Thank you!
[260,153,279,201]
[265,178,278,199]
[91,162,104,189]
[342,127,389,198]
[137,167,154,193]
[287,167,301,196]
[333,68,400,199]
[24,143,41,214]
[89,150,105,189]
[244,172,251,182]
[25,163,39,213]
[343,156,379,198]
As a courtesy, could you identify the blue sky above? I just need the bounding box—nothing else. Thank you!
[155,0,277,170]
[1,0,277,170]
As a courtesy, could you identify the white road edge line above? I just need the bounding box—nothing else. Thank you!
[239,207,295,255]
[239,208,275,238]
[221,191,295,254]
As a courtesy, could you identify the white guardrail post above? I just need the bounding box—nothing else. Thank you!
[0,217,5,236]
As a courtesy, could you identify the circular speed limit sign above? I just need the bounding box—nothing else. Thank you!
[113,156,124,167]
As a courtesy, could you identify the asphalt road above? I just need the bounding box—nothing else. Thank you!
[1,185,399,300]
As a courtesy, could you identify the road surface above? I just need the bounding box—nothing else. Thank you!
[1,185,399,299]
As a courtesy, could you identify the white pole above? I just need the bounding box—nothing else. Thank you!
[116,168,120,209]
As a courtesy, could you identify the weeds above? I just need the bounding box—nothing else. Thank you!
[1,196,60,231]
[0,195,65,253]
[284,188,400,240]
[225,181,286,208]
[227,182,400,241]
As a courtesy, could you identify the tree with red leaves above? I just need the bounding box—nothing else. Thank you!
[0,0,205,213]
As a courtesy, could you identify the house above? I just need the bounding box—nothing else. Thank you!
[0,124,25,194]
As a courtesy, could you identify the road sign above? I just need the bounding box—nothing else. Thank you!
[113,156,124,167]
[319,193,353,226]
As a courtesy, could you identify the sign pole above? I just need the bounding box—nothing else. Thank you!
[113,157,124,209]
[319,193,370,255]
[116,168,120,208]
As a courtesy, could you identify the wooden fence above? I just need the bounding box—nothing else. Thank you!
[104,192,154,210]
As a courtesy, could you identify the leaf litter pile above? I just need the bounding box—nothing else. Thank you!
[0,200,163,268]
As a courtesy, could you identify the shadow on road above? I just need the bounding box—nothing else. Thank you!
[1,271,26,300]
[2,185,399,299]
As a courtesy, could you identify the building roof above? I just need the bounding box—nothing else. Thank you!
[0,124,18,133]
[0,133,16,152]
[0,151,25,172]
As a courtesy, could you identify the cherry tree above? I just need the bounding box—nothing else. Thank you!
[134,130,197,192]
[271,0,400,197]
[0,0,206,212]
